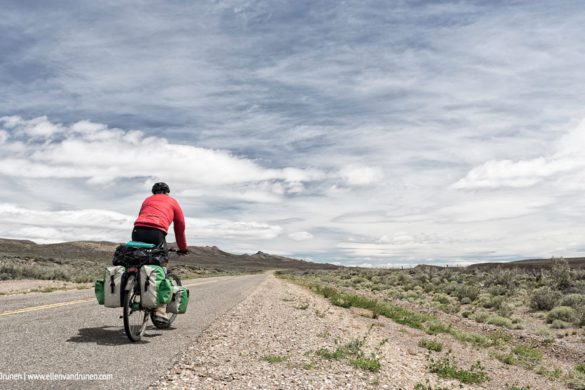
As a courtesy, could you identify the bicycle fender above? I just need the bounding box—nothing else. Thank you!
[125,274,136,291]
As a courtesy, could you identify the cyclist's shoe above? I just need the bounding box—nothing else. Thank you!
[152,313,170,326]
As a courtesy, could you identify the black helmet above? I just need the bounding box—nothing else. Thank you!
[152,182,170,194]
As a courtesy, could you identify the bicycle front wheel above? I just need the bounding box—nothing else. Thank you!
[123,277,148,342]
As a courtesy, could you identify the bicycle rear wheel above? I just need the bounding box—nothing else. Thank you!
[150,272,180,329]
[123,277,148,342]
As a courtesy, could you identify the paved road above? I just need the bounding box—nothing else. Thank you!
[0,273,266,389]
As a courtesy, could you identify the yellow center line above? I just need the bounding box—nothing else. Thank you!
[183,280,220,288]
[0,276,237,317]
[0,299,94,317]
[183,276,236,288]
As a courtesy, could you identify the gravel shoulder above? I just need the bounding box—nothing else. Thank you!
[150,274,561,389]
[0,279,91,295]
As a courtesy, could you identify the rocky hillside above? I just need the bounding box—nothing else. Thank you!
[0,238,338,274]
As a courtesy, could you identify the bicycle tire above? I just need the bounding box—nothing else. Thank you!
[123,276,148,342]
[150,272,181,329]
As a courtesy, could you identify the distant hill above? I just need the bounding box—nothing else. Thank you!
[0,238,339,273]
[467,257,585,270]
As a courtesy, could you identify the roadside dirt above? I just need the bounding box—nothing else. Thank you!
[151,275,563,389]
[0,279,90,295]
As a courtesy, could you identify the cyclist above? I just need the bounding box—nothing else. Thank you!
[132,182,188,324]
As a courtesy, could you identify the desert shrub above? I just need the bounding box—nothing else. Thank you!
[567,376,585,390]
[530,287,562,311]
[488,328,513,346]
[461,297,472,305]
[433,293,452,305]
[350,356,381,372]
[547,306,577,324]
[427,353,488,384]
[473,311,490,323]
[405,290,421,301]
[418,338,443,352]
[497,302,514,318]
[495,352,514,365]
[396,272,412,285]
[560,294,585,309]
[489,295,505,309]
[488,285,509,296]
[414,273,429,285]
[449,328,491,347]
[536,367,562,379]
[576,308,585,327]
[262,354,288,363]
[485,268,516,290]
[511,344,542,369]
[425,321,451,335]
[486,315,515,329]
[455,285,480,302]
[0,258,101,283]
[475,293,507,309]
[535,326,551,336]
[435,303,460,314]
[550,258,572,290]
[474,293,490,308]
[441,281,461,297]
[550,319,572,329]
[414,383,450,390]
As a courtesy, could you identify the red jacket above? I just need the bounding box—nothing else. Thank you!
[134,194,188,251]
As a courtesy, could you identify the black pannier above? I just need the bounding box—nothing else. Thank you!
[112,245,169,267]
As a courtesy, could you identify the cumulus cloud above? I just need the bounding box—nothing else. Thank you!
[0,116,322,190]
[339,165,384,186]
[454,119,585,189]
[4,1,585,264]
[288,231,313,241]
[0,203,282,243]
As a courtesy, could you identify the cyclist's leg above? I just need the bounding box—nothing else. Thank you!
[156,232,169,321]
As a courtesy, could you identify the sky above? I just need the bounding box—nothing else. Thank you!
[2,0,585,266]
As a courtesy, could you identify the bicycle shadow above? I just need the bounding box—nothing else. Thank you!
[66,326,164,345]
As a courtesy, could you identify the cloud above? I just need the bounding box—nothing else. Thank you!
[339,165,384,186]
[0,116,322,190]
[436,196,551,222]
[454,119,585,189]
[3,2,585,264]
[288,231,313,241]
[0,203,282,243]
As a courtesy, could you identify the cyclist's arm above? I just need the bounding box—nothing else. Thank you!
[172,201,188,252]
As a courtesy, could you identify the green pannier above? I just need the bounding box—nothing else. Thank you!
[94,280,105,305]
[140,265,173,309]
[167,284,190,314]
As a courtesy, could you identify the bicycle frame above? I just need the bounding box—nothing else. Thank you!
[121,252,183,342]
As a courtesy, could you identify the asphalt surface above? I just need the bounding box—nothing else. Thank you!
[0,273,267,389]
